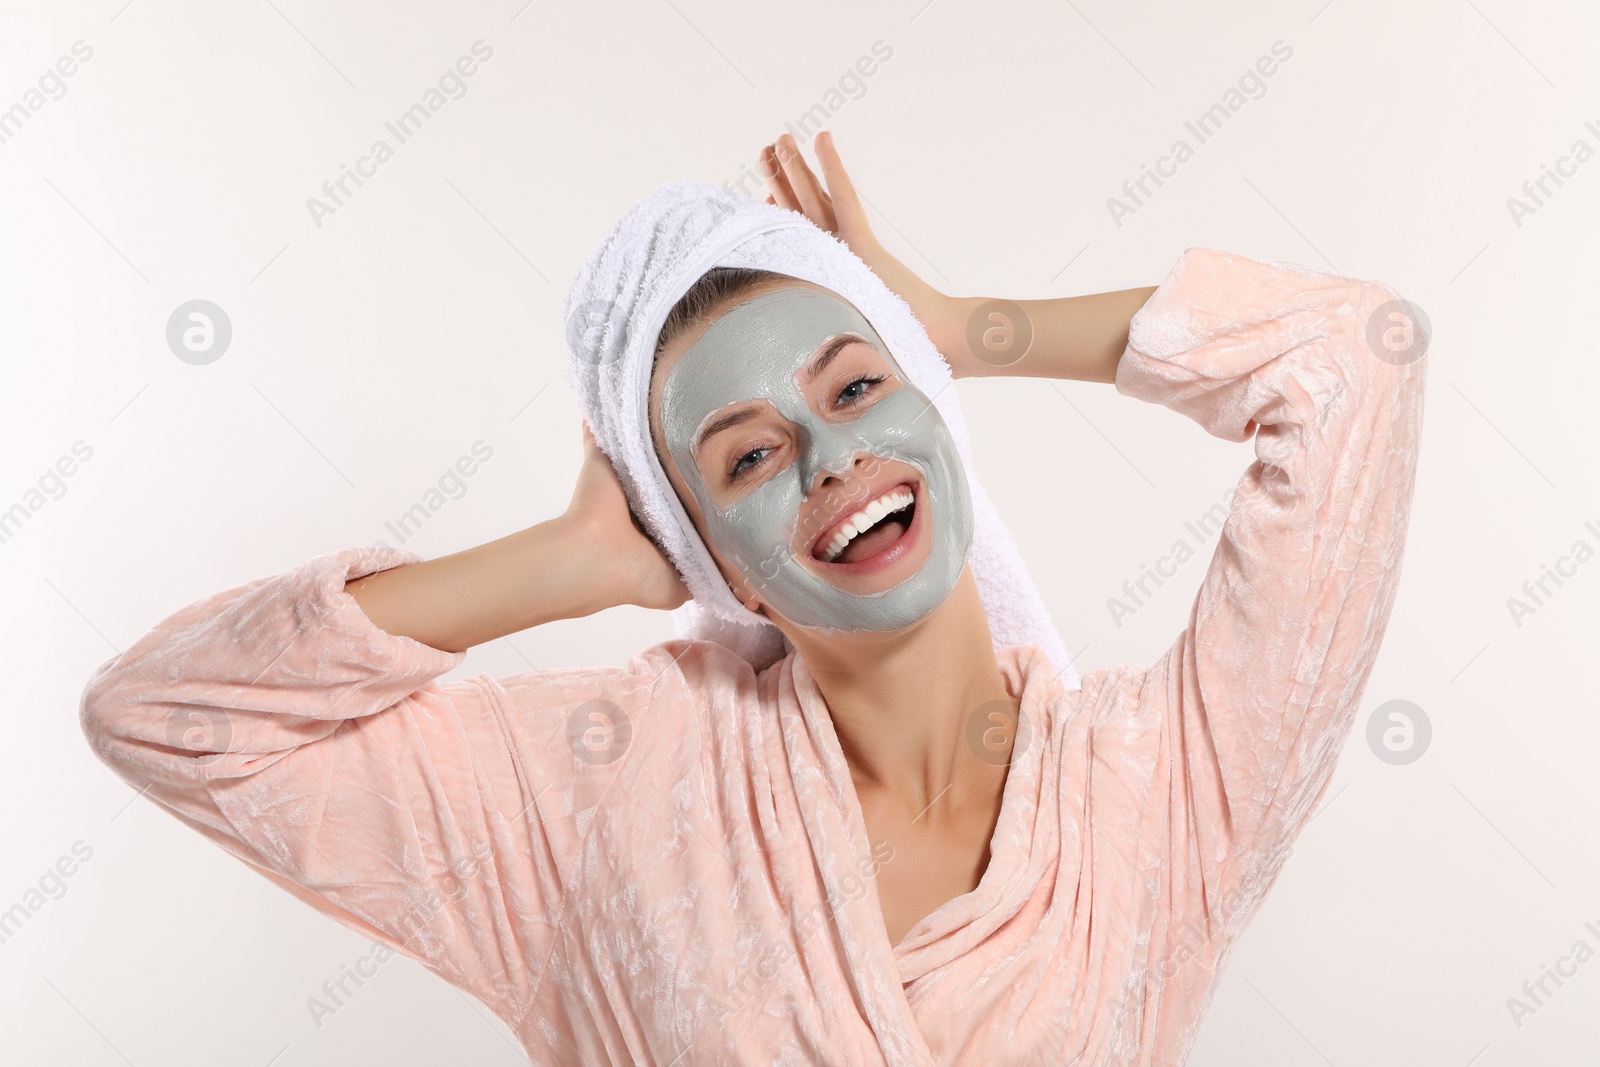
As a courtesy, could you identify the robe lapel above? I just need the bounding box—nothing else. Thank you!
[778,654,939,1067]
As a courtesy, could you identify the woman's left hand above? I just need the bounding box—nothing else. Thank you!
[760,132,975,376]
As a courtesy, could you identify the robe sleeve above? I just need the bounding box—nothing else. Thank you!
[78,544,681,1031]
[1082,246,1428,1057]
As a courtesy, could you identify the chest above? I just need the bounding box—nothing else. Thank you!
[857,785,1006,948]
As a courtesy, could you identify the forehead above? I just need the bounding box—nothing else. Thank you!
[659,285,884,421]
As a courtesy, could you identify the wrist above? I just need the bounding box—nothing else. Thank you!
[509,517,625,623]
[860,248,967,376]
[896,283,971,378]
[925,294,989,380]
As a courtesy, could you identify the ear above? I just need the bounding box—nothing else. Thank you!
[716,555,769,618]
[734,573,768,617]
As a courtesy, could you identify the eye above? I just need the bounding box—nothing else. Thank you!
[727,446,772,483]
[836,373,888,407]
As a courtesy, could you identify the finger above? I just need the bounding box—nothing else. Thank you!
[814,130,872,239]
[775,133,837,231]
[759,143,802,213]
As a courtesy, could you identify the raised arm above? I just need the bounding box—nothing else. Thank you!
[1083,246,1428,1057]
[759,130,1155,383]
[346,422,687,651]
[78,421,692,1031]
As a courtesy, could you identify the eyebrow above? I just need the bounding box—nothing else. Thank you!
[800,334,867,386]
[692,407,760,458]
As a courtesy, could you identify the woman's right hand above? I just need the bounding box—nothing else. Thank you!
[760,131,975,376]
[565,422,691,613]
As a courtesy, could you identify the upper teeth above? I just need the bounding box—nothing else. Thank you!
[820,487,914,563]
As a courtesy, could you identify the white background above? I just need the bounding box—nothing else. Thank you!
[2,0,1596,1063]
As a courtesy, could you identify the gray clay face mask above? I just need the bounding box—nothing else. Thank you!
[659,285,974,633]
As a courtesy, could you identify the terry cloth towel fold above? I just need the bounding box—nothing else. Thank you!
[562,180,1078,689]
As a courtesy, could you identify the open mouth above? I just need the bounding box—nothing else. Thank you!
[810,481,919,567]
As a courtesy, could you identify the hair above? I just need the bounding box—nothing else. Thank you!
[652,266,791,372]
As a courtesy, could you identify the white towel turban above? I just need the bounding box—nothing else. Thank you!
[562,179,1079,690]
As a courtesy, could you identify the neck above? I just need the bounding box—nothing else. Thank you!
[784,567,1017,811]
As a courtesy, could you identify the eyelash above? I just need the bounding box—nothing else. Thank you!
[724,374,890,483]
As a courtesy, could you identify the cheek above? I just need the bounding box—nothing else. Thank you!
[675,469,760,578]
[717,482,809,578]
[693,516,769,602]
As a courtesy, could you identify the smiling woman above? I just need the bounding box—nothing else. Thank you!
[79,132,1427,1065]
[648,279,972,631]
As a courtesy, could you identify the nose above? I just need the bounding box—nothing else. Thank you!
[809,453,870,494]
[797,419,867,497]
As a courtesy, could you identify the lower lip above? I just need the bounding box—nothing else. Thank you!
[810,483,924,577]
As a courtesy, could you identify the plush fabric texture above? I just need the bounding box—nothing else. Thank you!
[81,246,1427,1065]
[561,180,1078,686]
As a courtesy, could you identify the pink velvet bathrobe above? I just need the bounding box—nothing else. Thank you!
[80,247,1427,1065]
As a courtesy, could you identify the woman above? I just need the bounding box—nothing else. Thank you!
[79,132,1427,1064]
